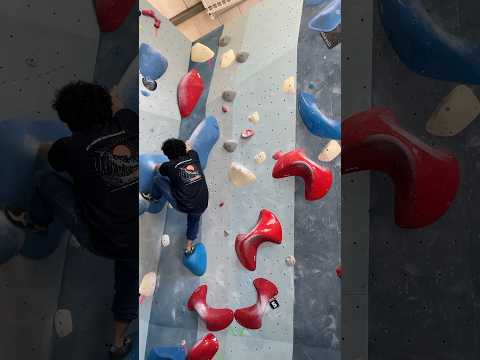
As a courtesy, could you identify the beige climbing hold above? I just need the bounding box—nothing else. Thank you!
[248,111,260,124]
[426,85,480,136]
[161,234,170,247]
[254,151,267,164]
[285,255,296,266]
[139,272,157,297]
[191,43,215,63]
[318,140,341,162]
[228,162,256,187]
[54,309,73,338]
[220,49,236,69]
[282,76,296,93]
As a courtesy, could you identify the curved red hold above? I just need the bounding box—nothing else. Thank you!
[234,278,278,330]
[187,333,219,360]
[342,108,460,228]
[141,9,161,29]
[95,0,136,33]
[178,69,204,118]
[187,285,234,331]
[235,209,283,271]
[336,265,342,278]
[272,149,333,201]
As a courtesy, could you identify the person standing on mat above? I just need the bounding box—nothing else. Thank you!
[141,138,209,255]
[4,81,138,359]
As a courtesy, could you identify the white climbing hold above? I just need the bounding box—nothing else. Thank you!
[54,309,73,338]
[180,339,187,346]
[228,162,256,187]
[191,42,215,63]
[318,140,341,162]
[220,49,236,68]
[285,255,296,266]
[248,111,260,124]
[161,234,170,247]
[254,151,267,164]
[139,272,157,298]
[426,85,480,136]
[282,76,296,93]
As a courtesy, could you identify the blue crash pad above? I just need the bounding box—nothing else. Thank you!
[139,116,219,216]
[379,0,480,84]
[308,0,341,32]
[298,92,340,139]
[139,43,168,81]
[148,346,186,360]
[183,243,207,276]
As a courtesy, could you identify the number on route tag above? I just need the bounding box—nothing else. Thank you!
[269,299,279,310]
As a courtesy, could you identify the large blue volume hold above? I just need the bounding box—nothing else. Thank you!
[308,0,341,32]
[139,43,168,81]
[147,346,186,360]
[298,92,340,140]
[183,243,207,276]
[379,0,480,84]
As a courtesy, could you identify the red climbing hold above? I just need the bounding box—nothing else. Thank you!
[235,209,283,271]
[241,129,255,139]
[234,278,279,330]
[342,108,460,228]
[178,69,204,118]
[187,333,219,360]
[272,149,333,201]
[336,265,342,278]
[187,285,234,331]
[141,9,161,29]
[95,0,136,33]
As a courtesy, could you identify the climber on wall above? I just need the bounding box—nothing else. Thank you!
[141,138,209,255]
[4,81,138,359]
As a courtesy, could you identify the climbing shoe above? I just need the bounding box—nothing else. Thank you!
[140,192,159,202]
[109,336,132,359]
[4,207,48,233]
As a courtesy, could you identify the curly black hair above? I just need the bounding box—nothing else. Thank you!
[162,138,187,160]
[52,81,113,132]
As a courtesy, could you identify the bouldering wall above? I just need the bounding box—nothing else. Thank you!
[369,0,480,359]
[138,1,191,359]
[0,1,138,359]
[142,0,341,359]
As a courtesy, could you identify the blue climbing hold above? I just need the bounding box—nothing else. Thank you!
[308,0,341,32]
[141,90,151,97]
[183,243,207,276]
[298,92,340,140]
[379,0,480,84]
[147,346,186,360]
[189,116,220,169]
[139,43,168,81]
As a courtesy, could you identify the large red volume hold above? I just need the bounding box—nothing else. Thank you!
[187,285,234,331]
[272,149,333,201]
[178,69,204,118]
[235,209,283,271]
[95,0,136,33]
[234,278,279,330]
[342,108,459,228]
[187,333,219,360]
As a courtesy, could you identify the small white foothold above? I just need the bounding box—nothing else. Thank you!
[220,49,236,68]
[285,255,296,266]
[168,203,173,209]
[318,140,341,162]
[139,272,157,297]
[161,234,170,247]
[282,76,296,93]
[180,340,187,346]
[228,162,256,187]
[248,111,260,124]
[255,151,267,164]
[54,309,73,338]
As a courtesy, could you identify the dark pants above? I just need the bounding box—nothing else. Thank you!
[152,175,202,241]
[30,170,138,322]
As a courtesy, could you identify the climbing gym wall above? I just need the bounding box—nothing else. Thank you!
[140,0,341,359]
[0,1,138,359]
[367,0,480,359]
[138,0,192,359]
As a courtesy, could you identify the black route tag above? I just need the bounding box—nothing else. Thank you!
[320,23,342,49]
[269,299,280,310]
